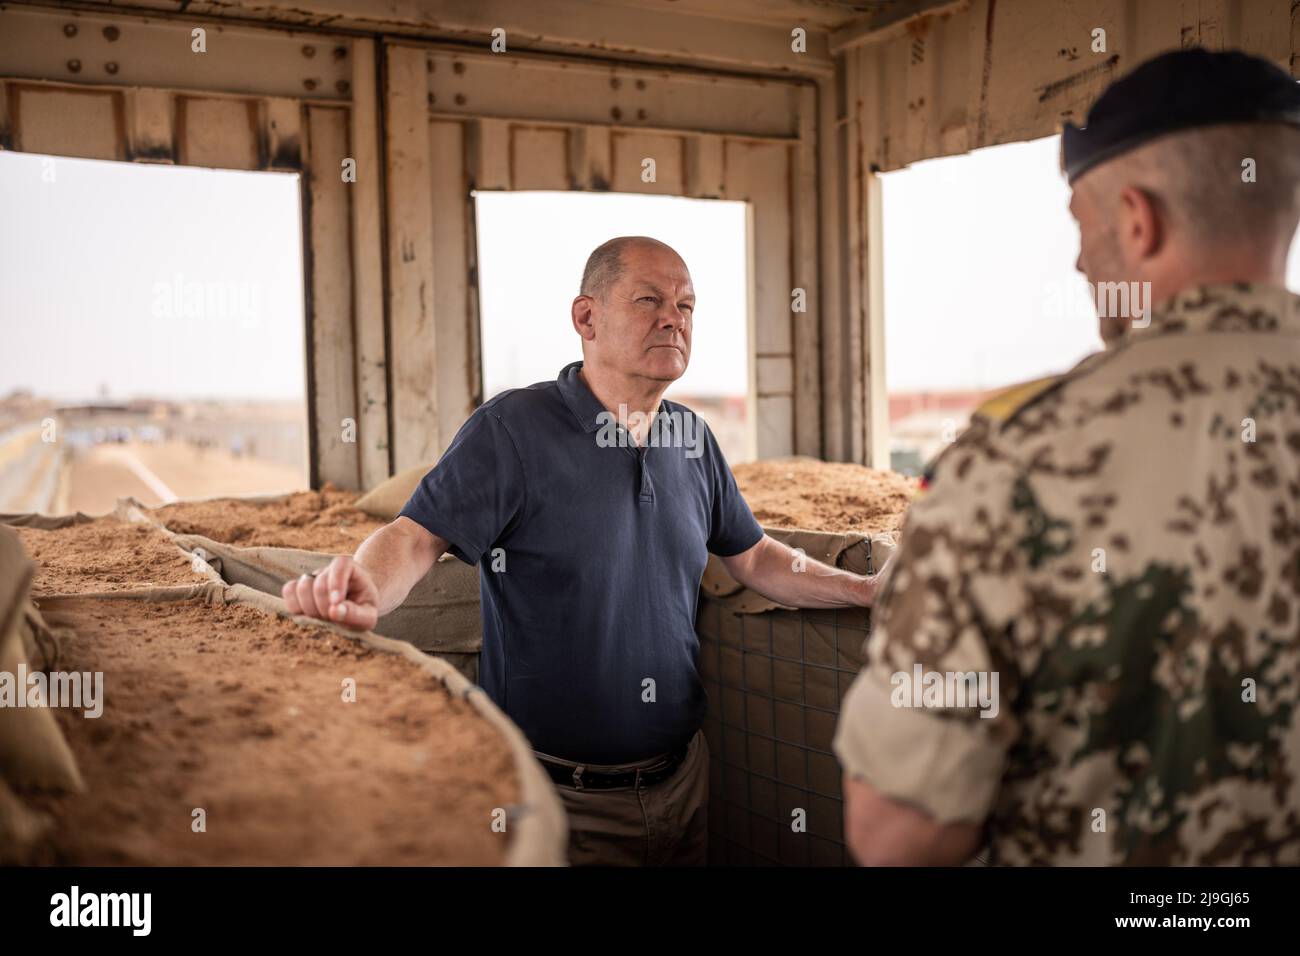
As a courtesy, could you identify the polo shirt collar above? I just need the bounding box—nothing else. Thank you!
[555,360,679,436]
[557,361,606,433]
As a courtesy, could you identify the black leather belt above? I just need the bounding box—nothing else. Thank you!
[536,742,690,791]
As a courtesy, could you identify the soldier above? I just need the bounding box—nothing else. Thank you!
[833,48,1300,865]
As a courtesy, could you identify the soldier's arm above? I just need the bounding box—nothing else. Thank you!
[832,421,1025,865]
[843,775,983,866]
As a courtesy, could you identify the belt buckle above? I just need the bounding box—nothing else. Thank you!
[571,765,585,791]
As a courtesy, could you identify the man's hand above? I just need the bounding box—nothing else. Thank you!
[721,534,891,610]
[282,556,381,631]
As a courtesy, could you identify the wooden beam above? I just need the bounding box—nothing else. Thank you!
[348,37,392,489]
[384,44,440,471]
[791,83,821,459]
[304,104,360,490]
[125,88,175,163]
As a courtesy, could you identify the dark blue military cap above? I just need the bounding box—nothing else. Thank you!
[1061,48,1300,183]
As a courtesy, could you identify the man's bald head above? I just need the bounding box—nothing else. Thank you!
[580,236,683,301]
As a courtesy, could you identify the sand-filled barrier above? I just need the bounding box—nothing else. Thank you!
[731,456,917,536]
[20,595,521,865]
[14,518,211,597]
[134,490,481,680]
[153,483,384,553]
[0,522,567,866]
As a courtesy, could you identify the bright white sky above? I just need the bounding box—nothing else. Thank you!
[883,133,1300,392]
[2,139,1298,403]
[0,151,306,402]
[474,190,749,398]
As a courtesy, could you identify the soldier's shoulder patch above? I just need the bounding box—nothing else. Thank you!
[972,375,1062,426]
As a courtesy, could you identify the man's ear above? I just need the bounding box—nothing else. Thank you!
[571,295,597,342]
[1117,184,1163,261]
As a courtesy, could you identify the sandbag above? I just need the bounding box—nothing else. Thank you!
[161,531,481,680]
[0,526,85,793]
[0,505,225,599]
[0,777,51,858]
[354,460,436,520]
[31,580,565,867]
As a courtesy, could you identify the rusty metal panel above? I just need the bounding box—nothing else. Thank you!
[725,136,794,459]
[470,117,512,189]
[685,134,726,198]
[263,97,303,170]
[756,396,795,458]
[842,47,868,465]
[347,37,392,490]
[0,4,351,102]
[426,48,804,138]
[9,84,124,161]
[756,356,794,396]
[791,84,821,459]
[610,130,686,193]
[974,0,1127,152]
[509,126,569,190]
[843,0,1299,174]
[0,80,10,151]
[176,96,258,170]
[429,119,478,453]
[568,125,612,191]
[304,104,360,490]
[90,0,835,76]
[725,139,792,357]
[384,43,440,472]
[124,87,175,163]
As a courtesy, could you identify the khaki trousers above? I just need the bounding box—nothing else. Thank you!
[552,729,709,867]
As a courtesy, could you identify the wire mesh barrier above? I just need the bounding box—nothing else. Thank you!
[699,598,871,865]
[696,529,885,866]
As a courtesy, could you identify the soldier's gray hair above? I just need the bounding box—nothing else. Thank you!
[1076,122,1300,251]
[580,236,676,301]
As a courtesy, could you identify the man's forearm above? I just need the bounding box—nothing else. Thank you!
[723,534,884,609]
[353,518,444,616]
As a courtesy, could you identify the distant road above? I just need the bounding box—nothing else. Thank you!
[0,423,62,514]
[63,441,306,515]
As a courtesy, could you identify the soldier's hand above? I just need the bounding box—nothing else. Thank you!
[281,555,381,632]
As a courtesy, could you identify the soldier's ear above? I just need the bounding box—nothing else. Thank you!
[1117,184,1163,261]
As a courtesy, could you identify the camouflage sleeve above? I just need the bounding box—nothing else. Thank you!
[833,420,1027,824]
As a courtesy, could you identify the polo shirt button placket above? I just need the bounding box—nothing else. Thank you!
[638,447,654,504]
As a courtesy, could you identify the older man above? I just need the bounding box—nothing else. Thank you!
[285,235,888,866]
[834,48,1300,866]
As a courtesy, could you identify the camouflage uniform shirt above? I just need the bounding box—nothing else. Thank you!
[832,283,1300,865]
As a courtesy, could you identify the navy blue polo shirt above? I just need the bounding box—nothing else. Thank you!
[398,360,764,764]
